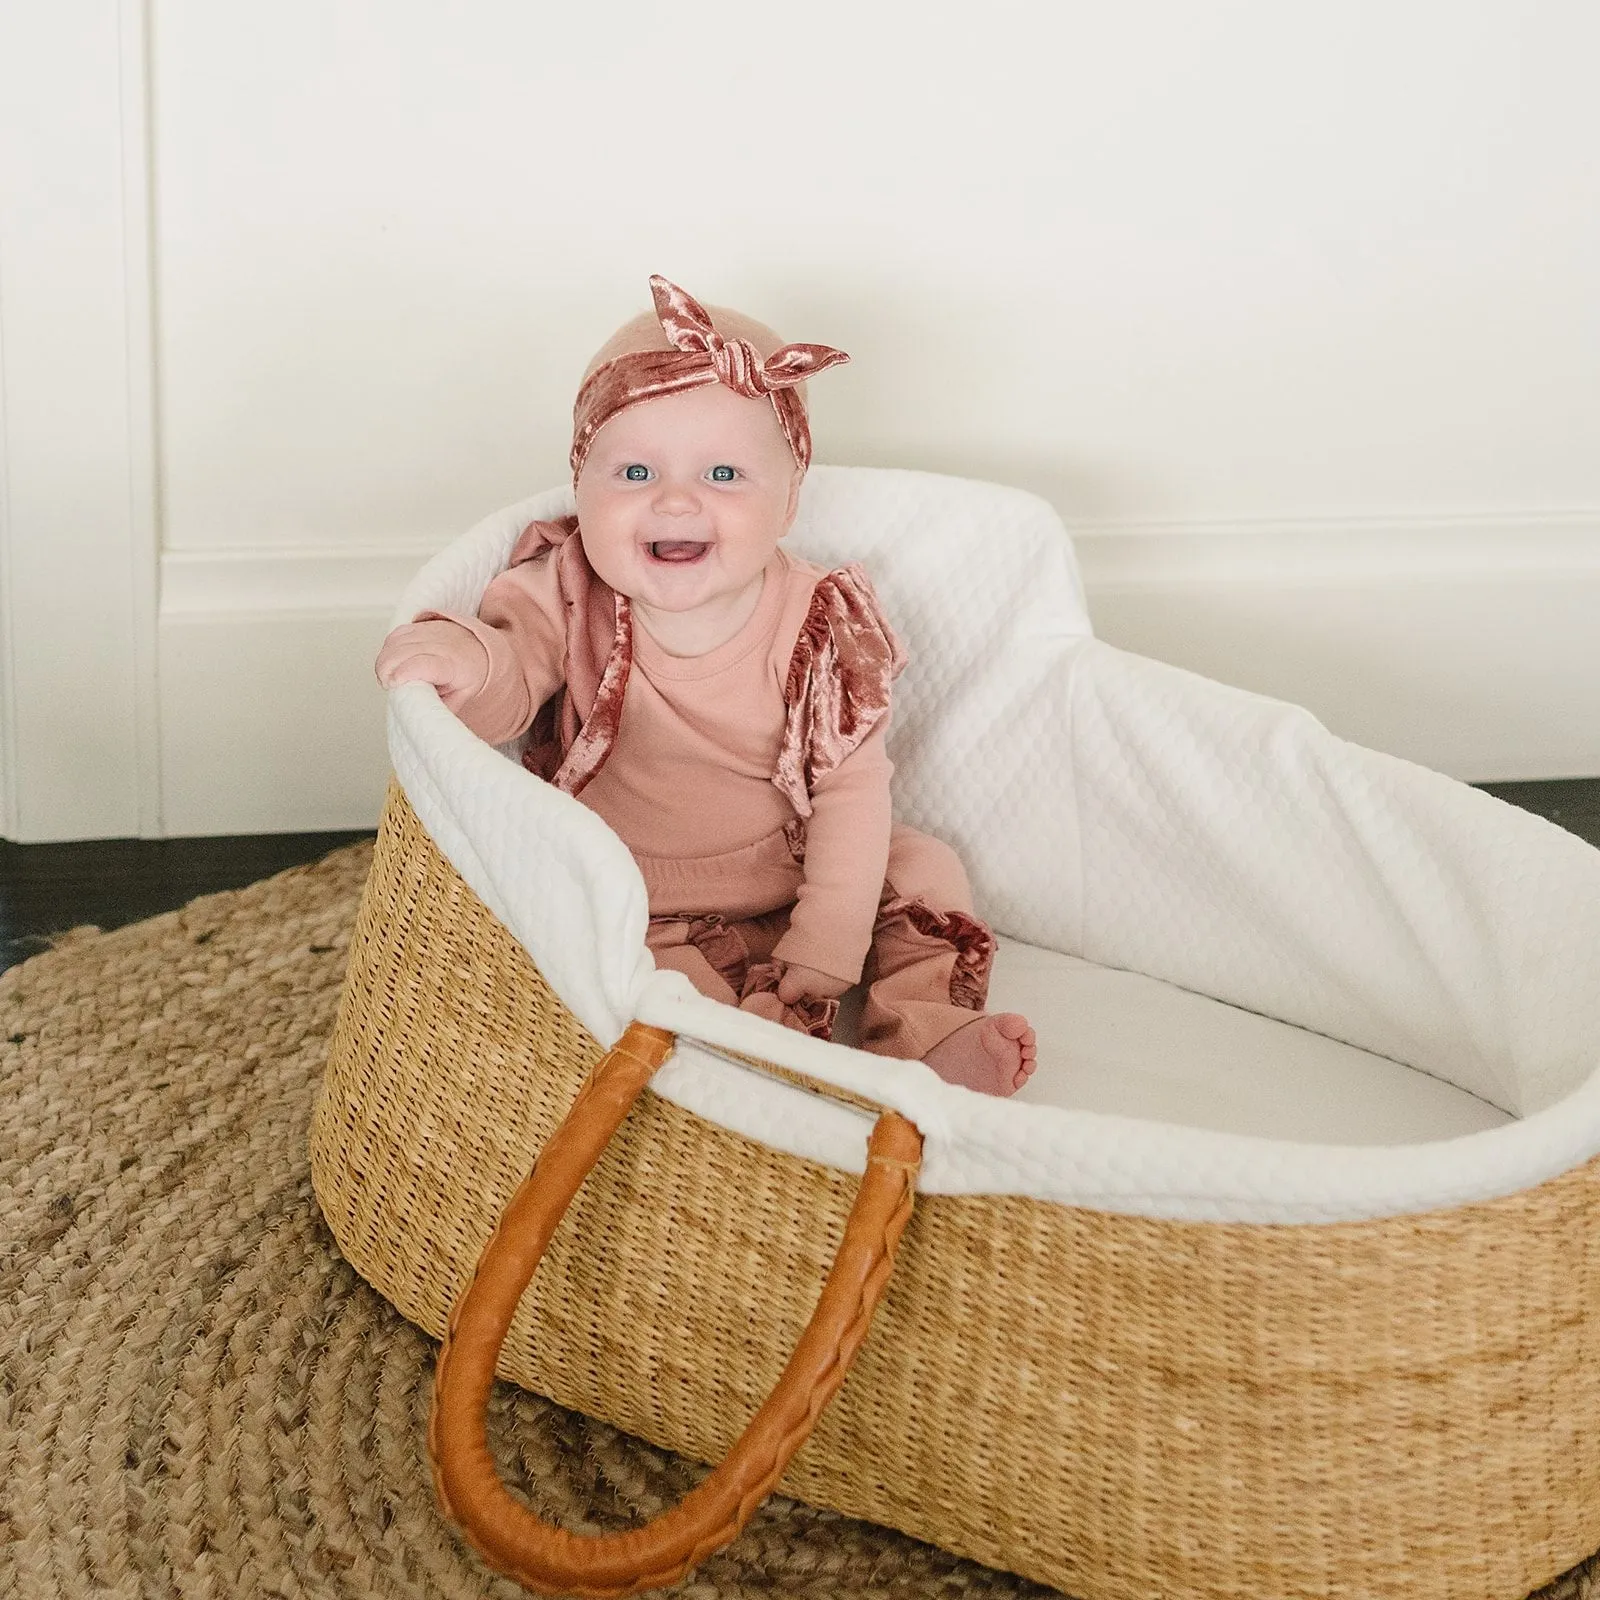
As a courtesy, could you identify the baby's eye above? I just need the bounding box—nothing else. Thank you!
[708,465,738,483]
[623,464,650,482]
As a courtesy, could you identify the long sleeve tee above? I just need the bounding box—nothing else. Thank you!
[421,528,904,986]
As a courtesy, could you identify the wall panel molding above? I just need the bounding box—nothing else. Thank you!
[161,543,438,619]
[153,508,1600,835]
[163,508,1600,617]
[1075,510,1600,784]
[1072,509,1600,587]
[119,0,163,837]
[0,2,162,841]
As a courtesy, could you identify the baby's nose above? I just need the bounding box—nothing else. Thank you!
[652,480,702,515]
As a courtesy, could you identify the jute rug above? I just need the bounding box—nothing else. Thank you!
[2,841,1597,1600]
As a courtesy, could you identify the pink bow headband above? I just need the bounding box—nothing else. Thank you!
[569,275,850,480]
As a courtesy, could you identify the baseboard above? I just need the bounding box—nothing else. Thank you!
[156,515,1600,835]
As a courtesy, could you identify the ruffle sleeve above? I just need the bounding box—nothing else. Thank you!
[505,514,634,798]
[507,514,580,567]
[773,563,909,818]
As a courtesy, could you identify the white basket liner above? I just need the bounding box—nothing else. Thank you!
[388,468,1600,1224]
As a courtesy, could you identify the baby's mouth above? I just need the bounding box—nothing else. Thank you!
[647,540,709,563]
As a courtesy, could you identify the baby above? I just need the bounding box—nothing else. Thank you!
[376,275,1036,1096]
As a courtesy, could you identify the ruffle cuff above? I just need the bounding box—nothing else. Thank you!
[770,924,867,989]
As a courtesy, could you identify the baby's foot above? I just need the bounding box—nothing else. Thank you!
[923,1014,1037,1097]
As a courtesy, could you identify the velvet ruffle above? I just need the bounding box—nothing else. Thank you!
[550,593,632,798]
[513,515,636,799]
[670,912,840,1039]
[772,564,908,819]
[877,896,996,1011]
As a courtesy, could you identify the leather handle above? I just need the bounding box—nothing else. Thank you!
[429,1020,924,1599]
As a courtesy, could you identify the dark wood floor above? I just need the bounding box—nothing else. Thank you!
[1474,778,1600,847]
[0,829,373,973]
[1,780,1598,975]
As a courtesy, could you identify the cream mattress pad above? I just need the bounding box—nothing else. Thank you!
[983,942,1509,1143]
[389,467,1600,1224]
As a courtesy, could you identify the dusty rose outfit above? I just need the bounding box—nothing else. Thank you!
[426,516,995,1055]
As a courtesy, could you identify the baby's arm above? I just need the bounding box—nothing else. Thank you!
[771,719,893,999]
[374,552,567,746]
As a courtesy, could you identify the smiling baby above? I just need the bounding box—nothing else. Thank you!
[375,275,1036,1095]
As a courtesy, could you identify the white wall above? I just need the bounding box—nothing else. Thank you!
[3,2,1597,837]
[0,3,160,841]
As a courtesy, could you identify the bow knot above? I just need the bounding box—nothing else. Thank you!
[650,275,849,397]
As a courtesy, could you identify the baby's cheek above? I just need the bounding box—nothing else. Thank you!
[575,517,632,587]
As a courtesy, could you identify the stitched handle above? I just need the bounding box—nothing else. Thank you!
[428,1020,924,1599]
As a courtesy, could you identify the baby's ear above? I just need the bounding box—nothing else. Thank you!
[783,470,803,528]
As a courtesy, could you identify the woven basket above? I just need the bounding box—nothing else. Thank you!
[312,783,1600,1600]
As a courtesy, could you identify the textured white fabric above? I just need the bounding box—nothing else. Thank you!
[388,465,1600,1223]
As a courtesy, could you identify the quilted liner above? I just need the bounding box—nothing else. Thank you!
[387,465,1600,1224]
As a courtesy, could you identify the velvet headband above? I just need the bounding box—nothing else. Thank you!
[569,275,850,480]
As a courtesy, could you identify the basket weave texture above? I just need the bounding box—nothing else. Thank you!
[311,786,1600,1600]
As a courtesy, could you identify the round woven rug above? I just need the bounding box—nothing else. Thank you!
[2,842,1597,1600]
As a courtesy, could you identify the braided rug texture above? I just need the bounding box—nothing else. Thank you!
[1,843,1059,1599]
[1,840,1597,1600]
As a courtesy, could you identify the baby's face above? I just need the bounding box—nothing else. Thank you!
[575,383,800,622]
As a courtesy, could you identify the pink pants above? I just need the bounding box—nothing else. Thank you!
[640,823,996,1060]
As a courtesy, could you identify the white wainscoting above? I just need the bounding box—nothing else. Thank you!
[0,2,161,843]
[1077,510,1600,783]
[158,546,433,837]
[8,3,1598,841]
[155,512,1600,837]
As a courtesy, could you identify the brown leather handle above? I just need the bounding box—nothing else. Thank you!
[429,1020,924,1598]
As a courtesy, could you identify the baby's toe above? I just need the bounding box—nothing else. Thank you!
[1013,1027,1038,1088]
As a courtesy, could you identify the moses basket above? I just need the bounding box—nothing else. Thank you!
[312,466,1600,1600]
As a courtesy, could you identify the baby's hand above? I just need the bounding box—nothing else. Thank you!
[777,963,853,1005]
[374,620,487,697]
